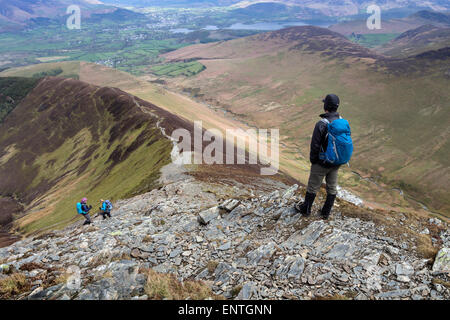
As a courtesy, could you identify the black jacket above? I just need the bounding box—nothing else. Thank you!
[310,111,341,168]
[81,204,92,213]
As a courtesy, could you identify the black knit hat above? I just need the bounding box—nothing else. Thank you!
[323,94,340,111]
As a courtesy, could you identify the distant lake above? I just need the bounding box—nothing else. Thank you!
[203,25,219,30]
[226,21,307,30]
[170,28,194,34]
[170,21,330,34]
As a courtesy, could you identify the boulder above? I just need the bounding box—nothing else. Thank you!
[375,289,411,299]
[169,248,182,258]
[130,247,151,260]
[282,184,298,200]
[80,241,89,249]
[214,262,237,284]
[197,206,221,225]
[247,241,278,265]
[275,255,305,280]
[432,248,450,274]
[236,281,260,300]
[396,262,414,276]
[219,199,240,212]
[218,241,232,251]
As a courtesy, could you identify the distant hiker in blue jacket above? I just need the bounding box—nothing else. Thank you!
[99,199,113,219]
[77,197,93,225]
[295,94,353,219]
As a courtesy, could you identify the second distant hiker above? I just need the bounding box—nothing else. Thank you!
[295,94,353,219]
[77,197,93,225]
[99,199,113,219]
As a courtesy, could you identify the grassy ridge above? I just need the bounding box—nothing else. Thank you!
[0,22,189,76]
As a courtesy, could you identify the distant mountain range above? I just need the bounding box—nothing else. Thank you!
[330,9,450,34]
[99,0,450,14]
[0,0,100,22]
[2,0,449,29]
[0,0,145,30]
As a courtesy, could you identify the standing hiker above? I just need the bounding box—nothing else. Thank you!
[99,199,113,219]
[295,94,353,219]
[77,197,93,225]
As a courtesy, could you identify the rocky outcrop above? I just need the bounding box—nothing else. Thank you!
[433,248,450,274]
[0,178,448,300]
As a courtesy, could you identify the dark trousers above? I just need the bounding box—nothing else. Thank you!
[101,211,111,219]
[82,214,91,225]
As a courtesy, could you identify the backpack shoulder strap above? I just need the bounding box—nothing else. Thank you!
[319,119,330,153]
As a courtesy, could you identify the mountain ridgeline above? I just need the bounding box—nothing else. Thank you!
[0,76,193,235]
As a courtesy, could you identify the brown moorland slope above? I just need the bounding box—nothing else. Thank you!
[378,24,450,57]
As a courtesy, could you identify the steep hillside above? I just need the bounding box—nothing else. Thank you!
[0,76,192,234]
[161,25,450,217]
[0,73,296,240]
[378,25,450,57]
[0,77,40,123]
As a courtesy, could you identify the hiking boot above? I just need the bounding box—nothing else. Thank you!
[294,192,316,216]
[320,194,337,220]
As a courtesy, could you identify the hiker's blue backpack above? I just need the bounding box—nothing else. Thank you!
[319,118,353,165]
[104,200,113,211]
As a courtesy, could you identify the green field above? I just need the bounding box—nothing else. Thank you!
[0,4,338,77]
[0,20,191,76]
